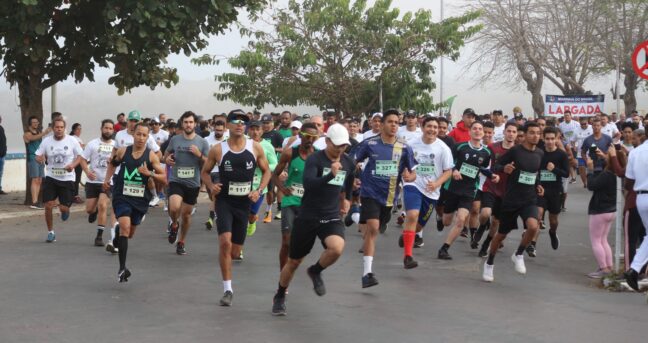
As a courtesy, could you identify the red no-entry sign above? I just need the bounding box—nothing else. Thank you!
[632,40,648,80]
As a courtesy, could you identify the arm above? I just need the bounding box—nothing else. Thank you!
[251,142,271,202]
[273,148,293,195]
[145,151,167,186]
[102,148,124,191]
[303,156,335,190]
[23,129,50,143]
[200,145,221,197]
[551,153,570,178]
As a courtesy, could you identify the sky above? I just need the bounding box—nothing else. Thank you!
[1,0,646,153]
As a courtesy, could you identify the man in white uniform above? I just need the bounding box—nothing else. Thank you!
[397,110,422,143]
[624,140,648,292]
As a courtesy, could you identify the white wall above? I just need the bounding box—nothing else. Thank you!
[1,159,26,192]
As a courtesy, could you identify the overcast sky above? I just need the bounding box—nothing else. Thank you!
[1,0,646,152]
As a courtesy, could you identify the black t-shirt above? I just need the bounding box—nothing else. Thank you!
[262,130,284,150]
[300,150,355,220]
[439,135,455,152]
[539,148,569,191]
[495,144,544,209]
[445,142,491,197]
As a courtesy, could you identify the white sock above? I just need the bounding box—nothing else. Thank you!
[363,256,373,276]
[110,226,116,241]
[351,212,360,224]
[223,280,233,292]
[416,231,423,238]
[151,188,157,197]
[265,203,272,212]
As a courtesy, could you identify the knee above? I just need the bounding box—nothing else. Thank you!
[328,244,344,257]
[287,258,301,269]
[219,240,232,252]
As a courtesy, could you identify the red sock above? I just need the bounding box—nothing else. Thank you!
[403,230,415,257]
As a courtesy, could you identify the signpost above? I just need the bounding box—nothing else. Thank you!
[544,94,605,117]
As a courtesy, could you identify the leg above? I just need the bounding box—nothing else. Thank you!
[178,202,193,243]
[218,233,233,281]
[168,194,183,225]
[588,214,610,271]
[31,177,42,205]
[85,197,98,215]
[578,165,587,187]
[443,208,470,246]
[362,219,380,258]
[278,257,304,288]
[97,194,109,227]
[279,231,290,270]
[44,200,55,231]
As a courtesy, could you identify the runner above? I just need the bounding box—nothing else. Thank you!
[558,110,579,183]
[399,117,453,268]
[465,121,496,240]
[273,123,319,270]
[35,117,84,242]
[163,111,210,255]
[572,116,593,187]
[261,113,284,223]
[482,121,544,282]
[150,117,170,206]
[353,109,417,288]
[204,119,227,230]
[271,123,355,315]
[397,110,422,143]
[438,121,498,260]
[200,109,271,306]
[492,110,505,142]
[80,119,116,248]
[103,123,166,282]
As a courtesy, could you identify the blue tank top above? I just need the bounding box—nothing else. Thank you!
[112,146,152,213]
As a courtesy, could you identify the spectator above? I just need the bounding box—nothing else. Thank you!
[113,113,126,132]
[0,115,6,194]
[23,116,51,208]
[448,108,476,143]
[69,123,84,204]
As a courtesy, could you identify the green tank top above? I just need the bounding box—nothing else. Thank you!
[26,135,42,160]
[282,147,307,208]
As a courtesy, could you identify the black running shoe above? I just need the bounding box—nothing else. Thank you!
[344,211,354,227]
[379,221,387,234]
[362,273,379,288]
[396,214,405,226]
[358,247,364,254]
[549,231,560,250]
[460,227,469,238]
[478,248,488,258]
[539,221,546,230]
[307,266,326,296]
[625,269,640,291]
[437,247,452,260]
[176,242,187,255]
[470,239,479,249]
[118,268,131,283]
[473,228,486,244]
[436,219,444,232]
[168,222,179,244]
[526,244,536,258]
[88,210,98,223]
[272,294,287,316]
[404,255,418,269]
[414,235,424,248]
[398,234,404,248]
[94,236,104,247]
[220,291,233,306]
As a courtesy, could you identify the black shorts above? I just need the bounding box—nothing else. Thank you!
[85,182,109,199]
[289,217,345,260]
[216,197,250,245]
[537,189,562,215]
[474,190,484,202]
[480,191,503,219]
[168,182,200,205]
[42,177,74,207]
[281,205,300,232]
[359,197,392,224]
[498,205,539,235]
[437,187,447,207]
[442,191,474,213]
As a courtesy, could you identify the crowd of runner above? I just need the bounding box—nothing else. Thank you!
[23,106,648,314]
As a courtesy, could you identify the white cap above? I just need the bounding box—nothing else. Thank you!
[326,123,350,146]
[290,120,302,129]
[372,112,383,118]
[151,117,160,123]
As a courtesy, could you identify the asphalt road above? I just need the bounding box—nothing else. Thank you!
[0,186,646,343]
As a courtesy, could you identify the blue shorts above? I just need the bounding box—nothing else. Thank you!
[250,193,266,215]
[403,185,438,227]
[28,159,45,178]
[577,158,586,167]
[112,200,146,226]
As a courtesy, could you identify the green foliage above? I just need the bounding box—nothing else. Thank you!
[0,0,268,95]
[211,0,480,114]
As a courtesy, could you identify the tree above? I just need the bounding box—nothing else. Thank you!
[0,0,267,203]
[198,0,480,115]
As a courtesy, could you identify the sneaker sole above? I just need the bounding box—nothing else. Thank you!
[271,311,287,316]
[362,280,379,288]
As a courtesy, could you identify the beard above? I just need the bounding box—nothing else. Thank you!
[214,133,223,139]
[184,128,194,135]
[102,132,112,140]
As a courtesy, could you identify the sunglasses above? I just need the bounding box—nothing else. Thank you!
[229,119,246,125]
[300,132,319,139]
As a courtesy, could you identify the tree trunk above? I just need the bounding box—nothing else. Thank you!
[18,76,44,205]
[531,88,544,117]
[622,72,638,116]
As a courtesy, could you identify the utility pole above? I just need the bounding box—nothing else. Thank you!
[439,0,444,118]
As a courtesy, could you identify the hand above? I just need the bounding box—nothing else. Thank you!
[102,181,110,193]
[504,162,516,175]
[35,155,45,164]
[190,145,202,158]
[279,185,292,196]
[138,164,151,177]
[279,171,288,182]
[64,164,74,172]
[86,170,97,181]
[353,179,361,190]
[44,127,52,134]
[546,162,555,171]
[491,174,500,184]
[248,190,260,202]
[595,148,606,159]
[166,153,175,166]
[330,161,342,176]
[340,199,350,216]
[402,169,416,182]
[608,146,617,157]
[452,169,463,180]
[585,155,594,171]
[426,180,439,192]
[536,185,545,197]
[211,183,223,195]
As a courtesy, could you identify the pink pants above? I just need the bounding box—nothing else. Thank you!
[589,212,615,269]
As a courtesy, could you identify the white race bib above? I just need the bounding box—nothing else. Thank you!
[229,181,251,196]
[417,163,436,176]
[459,163,479,179]
[291,183,305,197]
[540,170,556,182]
[375,160,398,177]
[323,167,346,186]
[518,171,537,185]
[177,167,195,179]
[123,182,145,197]
[51,168,67,177]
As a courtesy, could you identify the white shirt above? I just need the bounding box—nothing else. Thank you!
[572,125,593,158]
[626,142,648,191]
[151,129,169,146]
[114,130,160,152]
[559,120,579,144]
[397,126,422,143]
[282,136,299,148]
[36,135,83,182]
[363,130,379,141]
[313,136,327,150]
[405,137,454,200]
[493,124,505,142]
[82,138,115,183]
[601,123,619,139]
[205,132,226,173]
[350,133,364,143]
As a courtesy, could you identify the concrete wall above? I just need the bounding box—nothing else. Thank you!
[1,158,27,192]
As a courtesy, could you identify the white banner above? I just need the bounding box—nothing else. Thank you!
[544,94,605,117]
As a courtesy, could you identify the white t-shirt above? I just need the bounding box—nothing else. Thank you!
[114,130,160,152]
[626,142,648,191]
[36,135,84,182]
[559,120,579,144]
[282,136,299,148]
[404,137,454,200]
[151,129,169,147]
[493,124,505,142]
[572,125,593,158]
[363,130,380,141]
[350,133,364,143]
[601,123,619,139]
[82,138,115,184]
[205,132,226,173]
[397,126,422,143]
[313,136,327,150]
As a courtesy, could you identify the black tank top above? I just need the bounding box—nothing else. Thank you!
[218,138,256,201]
[112,146,152,213]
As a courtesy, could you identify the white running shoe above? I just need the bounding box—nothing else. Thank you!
[149,195,160,207]
[511,254,526,274]
[483,262,494,282]
[191,207,196,216]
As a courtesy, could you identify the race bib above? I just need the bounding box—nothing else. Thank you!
[375,160,398,177]
[290,183,305,197]
[51,168,67,177]
[459,163,479,179]
[540,170,556,182]
[123,182,145,197]
[565,131,574,138]
[229,181,251,196]
[518,171,537,185]
[99,144,113,153]
[177,167,195,179]
[323,167,346,186]
[417,163,436,176]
